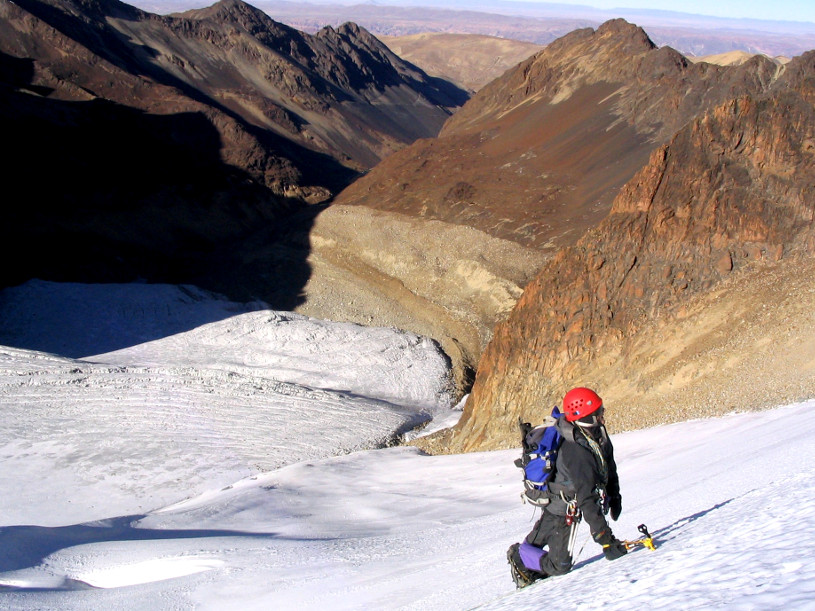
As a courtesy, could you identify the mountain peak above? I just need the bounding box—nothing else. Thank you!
[208,0,260,16]
[317,21,373,43]
[595,18,657,52]
[177,0,299,47]
[182,0,270,24]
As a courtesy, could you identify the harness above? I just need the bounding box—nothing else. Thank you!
[562,425,611,556]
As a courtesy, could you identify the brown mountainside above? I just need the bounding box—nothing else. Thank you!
[333,20,782,253]
[4,0,464,173]
[425,54,815,452]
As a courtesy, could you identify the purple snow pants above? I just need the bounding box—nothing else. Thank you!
[519,542,547,572]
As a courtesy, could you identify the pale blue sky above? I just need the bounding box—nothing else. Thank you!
[517,0,815,23]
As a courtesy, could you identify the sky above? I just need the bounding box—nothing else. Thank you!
[0,279,813,609]
[516,0,815,23]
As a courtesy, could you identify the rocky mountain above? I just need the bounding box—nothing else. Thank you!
[423,52,815,452]
[0,0,464,295]
[335,20,784,252]
[172,0,466,168]
[5,1,814,444]
[299,20,795,392]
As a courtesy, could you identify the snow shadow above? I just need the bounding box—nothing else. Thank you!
[0,514,282,575]
[0,281,275,358]
[572,498,736,569]
[648,498,735,545]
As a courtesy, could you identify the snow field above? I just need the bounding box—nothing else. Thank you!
[0,281,813,610]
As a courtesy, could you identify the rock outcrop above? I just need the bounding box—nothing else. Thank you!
[430,53,815,452]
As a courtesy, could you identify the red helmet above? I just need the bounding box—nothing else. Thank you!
[563,387,603,422]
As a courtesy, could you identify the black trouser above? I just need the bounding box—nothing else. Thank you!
[525,509,574,576]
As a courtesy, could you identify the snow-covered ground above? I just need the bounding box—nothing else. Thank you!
[1,281,813,610]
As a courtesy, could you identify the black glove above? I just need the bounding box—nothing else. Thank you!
[609,495,622,521]
[603,539,628,561]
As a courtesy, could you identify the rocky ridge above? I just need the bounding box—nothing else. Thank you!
[333,20,784,252]
[421,56,815,452]
[172,0,466,168]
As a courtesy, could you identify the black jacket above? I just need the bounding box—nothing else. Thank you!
[547,416,621,537]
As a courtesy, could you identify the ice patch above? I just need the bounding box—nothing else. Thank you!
[76,555,224,588]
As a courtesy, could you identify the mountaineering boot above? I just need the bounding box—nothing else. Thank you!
[507,543,545,589]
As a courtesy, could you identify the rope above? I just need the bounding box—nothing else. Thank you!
[573,526,591,563]
[567,518,580,556]
[578,425,608,482]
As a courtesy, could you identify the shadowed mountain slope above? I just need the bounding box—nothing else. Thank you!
[0,0,465,298]
[6,0,464,173]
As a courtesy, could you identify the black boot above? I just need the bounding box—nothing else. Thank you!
[507,543,545,589]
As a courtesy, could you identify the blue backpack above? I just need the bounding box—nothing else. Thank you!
[514,407,563,506]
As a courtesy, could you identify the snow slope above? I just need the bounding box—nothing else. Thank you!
[0,281,813,610]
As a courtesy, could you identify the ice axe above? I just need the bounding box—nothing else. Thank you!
[624,524,656,551]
